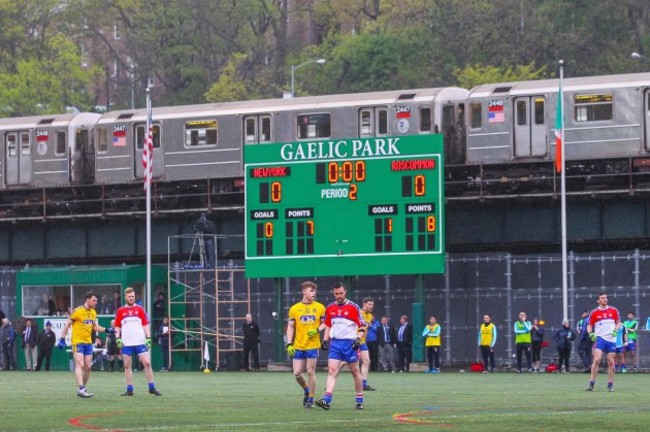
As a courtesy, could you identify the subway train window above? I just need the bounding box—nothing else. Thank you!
[261,116,271,142]
[516,100,527,126]
[136,124,161,149]
[245,118,256,143]
[534,98,545,125]
[56,131,66,155]
[470,102,482,129]
[420,107,432,132]
[97,128,109,153]
[297,113,331,139]
[7,133,17,157]
[184,120,216,147]
[574,94,613,122]
[378,109,388,135]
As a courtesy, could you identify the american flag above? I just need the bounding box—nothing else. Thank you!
[142,113,154,190]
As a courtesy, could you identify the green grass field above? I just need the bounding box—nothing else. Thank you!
[4,369,650,431]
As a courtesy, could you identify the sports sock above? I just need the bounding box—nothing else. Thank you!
[79,385,85,391]
[589,380,595,387]
[607,381,613,388]
[304,387,309,395]
[323,392,333,404]
[149,382,156,390]
[127,384,134,392]
[362,379,368,387]
[356,393,364,404]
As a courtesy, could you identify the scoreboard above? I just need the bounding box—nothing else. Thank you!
[244,134,445,278]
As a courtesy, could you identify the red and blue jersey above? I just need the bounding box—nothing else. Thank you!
[588,306,620,343]
[325,300,364,340]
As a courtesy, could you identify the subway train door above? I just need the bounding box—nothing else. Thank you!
[358,107,389,137]
[5,131,32,185]
[134,122,162,181]
[513,96,547,158]
[71,128,92,184]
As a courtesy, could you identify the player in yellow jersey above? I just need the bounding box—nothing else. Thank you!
[58,292,114,398]
[285,281,326,408]
[359,297,375,390]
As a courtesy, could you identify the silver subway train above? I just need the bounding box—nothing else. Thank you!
[1,72,650,213]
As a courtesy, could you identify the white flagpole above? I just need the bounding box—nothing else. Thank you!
[559,60,568,321]
[145,83,153,318]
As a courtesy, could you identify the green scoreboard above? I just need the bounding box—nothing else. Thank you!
[244,134,445,278]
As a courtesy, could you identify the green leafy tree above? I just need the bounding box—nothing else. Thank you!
[454,63,548,89]
[0,34,100,115]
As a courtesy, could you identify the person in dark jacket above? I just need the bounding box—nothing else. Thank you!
[1,318,16,370]
[378,316,397,372]
[396,315,413,372]
[242,313,260,371]
[35,321,56,371]
[576,310,593,371]
[531,318,545,372]
[554,319,575,373]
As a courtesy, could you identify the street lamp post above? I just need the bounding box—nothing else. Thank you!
[290,58,325,98]
[631,51,650,66]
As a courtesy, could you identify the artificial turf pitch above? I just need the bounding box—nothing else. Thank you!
[4,369,650,431]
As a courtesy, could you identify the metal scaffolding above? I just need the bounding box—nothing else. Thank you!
[167,234,250,371]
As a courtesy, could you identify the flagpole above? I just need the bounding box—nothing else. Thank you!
[145,83,153,319]
[559,60,568,321]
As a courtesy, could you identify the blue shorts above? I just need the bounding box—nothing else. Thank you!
[594,338,617,354]
[615,347,624,354]
[626,341,637,352]
[294,349,319,360]
[72,343,94,356]
[328,339,359,363]
[359,343,369,352]
[121,344,149,356]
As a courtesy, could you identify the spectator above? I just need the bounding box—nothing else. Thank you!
[553,319,575,373]
[576,309,593,371]
[22,318,38,371]
[615,325,628,373]
[153,292,166,333]
[112,290,122,312]
[531,318,545,372]
[99,294,114,315]
[106,319,123,372]
[242,313,260,371]
[34,293,56,316]
[623,312,638,372]
[1,318,16,370]
[158,317,170,371]
[422,315,442,373]
[377,316,397,372]
[35,321,56,371]
[514,311,533,373]
[396,315,413,372]
[478,314,497,373]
